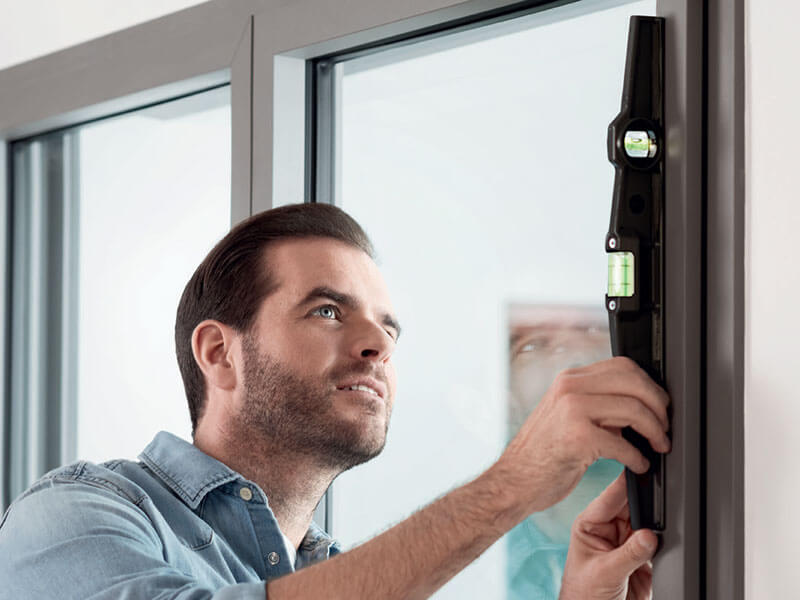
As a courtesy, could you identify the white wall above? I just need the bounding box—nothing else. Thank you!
[0,0,206,71]
[745,1,800,597]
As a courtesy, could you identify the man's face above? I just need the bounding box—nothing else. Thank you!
[235,237,399,471]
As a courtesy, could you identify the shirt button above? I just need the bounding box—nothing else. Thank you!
[239,487,253,501]
[267,551,280,565]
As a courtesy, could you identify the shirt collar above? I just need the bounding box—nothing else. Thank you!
[138,430,341,557]
[139,431,240,509]
[297,520,341,568]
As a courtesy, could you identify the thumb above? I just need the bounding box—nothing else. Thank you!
[602,530,658,578]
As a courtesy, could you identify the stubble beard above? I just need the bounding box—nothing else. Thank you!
[238,333,391,473]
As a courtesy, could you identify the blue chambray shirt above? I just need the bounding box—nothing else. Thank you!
[0,431,341,599]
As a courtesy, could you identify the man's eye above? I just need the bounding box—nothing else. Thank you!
[313,305,339,320]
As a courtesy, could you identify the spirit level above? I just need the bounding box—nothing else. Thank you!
[606,15,666,532]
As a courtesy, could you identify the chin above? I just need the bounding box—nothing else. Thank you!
[326,421,388,471]
[348,422,389,456]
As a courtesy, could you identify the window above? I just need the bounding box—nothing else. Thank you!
[7,86,231,497]
[315,1,655,597]
[1,0,740,597]
[74,88,231,461]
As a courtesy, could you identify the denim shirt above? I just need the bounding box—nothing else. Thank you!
[0,431,341,599]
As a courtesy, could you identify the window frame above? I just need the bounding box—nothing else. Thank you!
[705,0,745,598]
[0,1,257,224]
[0,1,259,508]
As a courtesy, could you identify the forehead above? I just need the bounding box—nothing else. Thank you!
[263,237,393,308]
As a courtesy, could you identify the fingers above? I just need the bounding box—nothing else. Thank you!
[579,472,628,523]
[559,357,670,430]
[550,358,671,461]
[586,395,671,453]
[599,529,658,584]
[629,562,654,600]
[593,428,650,474]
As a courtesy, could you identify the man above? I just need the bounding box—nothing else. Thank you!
[0,203,670,599]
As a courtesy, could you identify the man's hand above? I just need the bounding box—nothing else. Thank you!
[493,356,670,516]
[559,473,657,600]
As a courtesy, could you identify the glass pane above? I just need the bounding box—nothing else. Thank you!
[330,1,655,598]
[75,88,231,461]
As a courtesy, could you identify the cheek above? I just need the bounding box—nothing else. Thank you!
[261,326,339,372]
[297,339,341,374]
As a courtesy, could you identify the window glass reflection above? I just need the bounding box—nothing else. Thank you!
[507,304,621,597]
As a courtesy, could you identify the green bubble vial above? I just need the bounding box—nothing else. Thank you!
[608,252,635,297]
[624,130,657,158]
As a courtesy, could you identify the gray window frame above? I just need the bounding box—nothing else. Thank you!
[0,1,258,508]
[705,0,745,598]
[0,0,744,598]
[8,131,81,502]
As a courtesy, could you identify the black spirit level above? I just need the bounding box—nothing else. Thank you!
[606,15,666,532]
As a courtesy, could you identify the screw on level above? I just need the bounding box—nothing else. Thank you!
[609,238,617,249]
[608,299,618,311]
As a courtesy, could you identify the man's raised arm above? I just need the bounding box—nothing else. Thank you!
[268,357,670,599]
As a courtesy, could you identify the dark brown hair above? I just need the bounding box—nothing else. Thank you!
[175,203,375,434]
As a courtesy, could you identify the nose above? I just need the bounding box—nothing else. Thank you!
[349,317,395,363]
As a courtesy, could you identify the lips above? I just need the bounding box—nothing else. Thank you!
[335,377,387,401]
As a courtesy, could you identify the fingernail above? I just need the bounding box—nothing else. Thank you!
[638,534,657,553]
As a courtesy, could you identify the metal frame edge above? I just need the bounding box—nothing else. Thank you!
[705,0,745,597]
[655,0,704,597]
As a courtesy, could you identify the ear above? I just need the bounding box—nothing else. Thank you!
[191,320,239,393]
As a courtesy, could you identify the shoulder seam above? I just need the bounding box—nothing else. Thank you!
[50,472,147,507]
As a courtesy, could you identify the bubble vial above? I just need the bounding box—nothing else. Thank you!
[608,252,635,297]
[623,130,657,158]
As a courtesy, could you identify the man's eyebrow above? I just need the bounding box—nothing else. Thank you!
[299,286,353,308]
[299,286,402,339]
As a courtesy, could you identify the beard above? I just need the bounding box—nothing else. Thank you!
[237,333,391,472]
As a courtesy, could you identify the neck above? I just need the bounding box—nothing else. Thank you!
[194,421,338,549]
